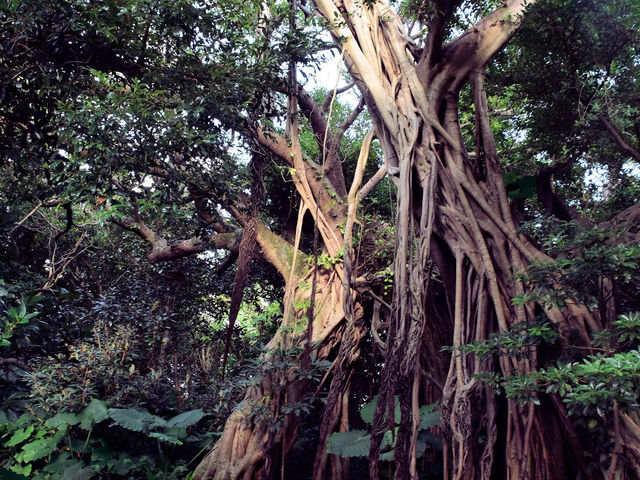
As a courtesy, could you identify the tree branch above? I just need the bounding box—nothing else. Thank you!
[322,81,356,112]
[146,233,239,263]
[420,0,462,67]
[599,114,640,163]
[598,203,640,243]
[359,165,387,200]
[535,165,592,228]
[435,0,537,87]
[289,82,362,197]
[256,128,345,209]
[325,96,365,197]
[54,202,74,241]
[256,129,296,167]
[333,96,365,147]
[295,85,330,149]
[112,215,239,263]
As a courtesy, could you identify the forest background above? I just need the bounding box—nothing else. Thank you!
[1,0,640,479]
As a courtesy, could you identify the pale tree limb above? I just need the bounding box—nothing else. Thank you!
[333,96,366,147]
[256,128,345,256]
[311,128,374,480]
[344,128,375,271]
[11,201,43,231]
[282,80,363,198]
[439,0,539,75]
[359,165,388,200]
[282,199,309,326]
[113,215,239,263]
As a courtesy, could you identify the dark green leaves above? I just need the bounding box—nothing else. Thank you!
[359,395,401,425]
[0,468,30,480]
[326,399,440,462]
[0,400,208,477]
[108,408,162,433]
[419,404,440,430]
[165,408,205,428]
[3,426,34,448]
[108,406,204,444]
[326,430,371,457]
[78,399,108,430]
[45,413,80,429]
[503,172,537,199]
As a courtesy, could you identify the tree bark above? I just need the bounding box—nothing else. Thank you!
[193,0,640,478]
[193,230,348,480]
[193,40,369,478]
[307,0,639,479]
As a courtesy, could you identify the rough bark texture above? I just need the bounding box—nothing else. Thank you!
[193,264,347,480]
[307,0,640,479]
[192,35,367,477]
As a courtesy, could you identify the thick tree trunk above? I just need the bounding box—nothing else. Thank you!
[193,66,371,474]
[309,0,640,479]
[193,0,640,478]
[194,225,348,479]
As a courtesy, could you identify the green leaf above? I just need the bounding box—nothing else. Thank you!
[166,409,205,428]
[360,398,376,424]
[15,432,63,463]
[419,405,440,430]
[46,412,80,429]
[381,428,395,450]
[165,426,188,439]
[149,432,183,445]
[416,437,428,458]
[43,452,76,474]
[360,396,401,425]
[110,456,136,476]
[4,425,34,447]
[379,449,395,462]
[78,399,108,430]
[60,462,96,480]
[9,464,30,477]
[109,408,159,432]
[17,312,38,324]
[91,448,135,475]
[27,295,43,305]
[90,447,117,467]
[326,430,371,457]
[66,435,88,452]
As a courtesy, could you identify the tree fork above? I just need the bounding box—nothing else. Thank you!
[306,0,626,478]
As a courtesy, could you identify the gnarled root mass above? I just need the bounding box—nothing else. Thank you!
[194,0,640,478]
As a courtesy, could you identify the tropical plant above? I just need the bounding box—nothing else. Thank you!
[0,399,206,479]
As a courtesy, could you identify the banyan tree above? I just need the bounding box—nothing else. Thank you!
[181,0,640,478]
[3,0,640,477]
